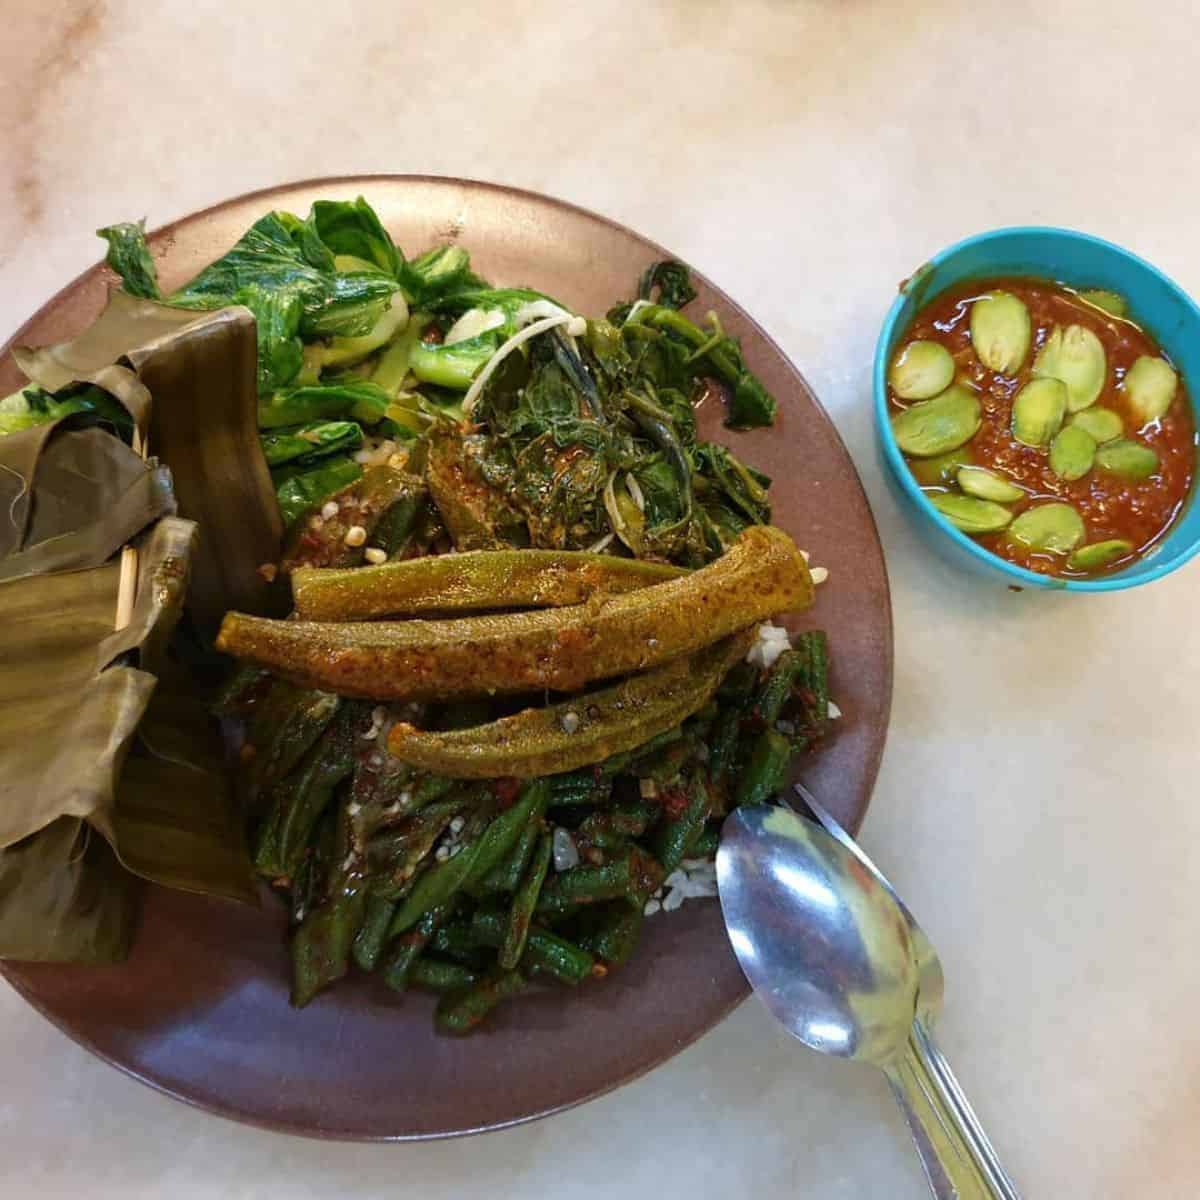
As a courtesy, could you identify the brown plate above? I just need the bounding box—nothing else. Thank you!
[0,176,892,1140]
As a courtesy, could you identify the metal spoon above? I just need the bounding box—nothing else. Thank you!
[717,803,1019,1199]
[793,786,1018,1199]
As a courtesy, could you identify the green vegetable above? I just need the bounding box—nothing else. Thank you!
[475,820,542,895]
[303,294,409,374]
[500,831,552,969]
[1008,503,1085,554]
[309,197,404,278]
[970,292,1031,374]
[1078,289,1127,318]
[734,730,794,808]
[462,782,549,888]
[410,958,479,993]
[241,683,342,805]
[371,310,431,397]
[1012,378,1067,447]
[637,260,697,310]
[435,968,527,1035]
[386,633,752,779]
[956,466,1024,503]
[389,782,545,932]
[928,493,1013,534]
[1049,425,1097,481]
[160,210,402,392]
[654,774,713,873]
[890,385,981,457]
[0,383,132,439]
[280,466,423,571]
[273,455,363,530]
[217,526,809,702]
[1067,539,1134,571]
[260,421,363,468]
[1123,356,1178,425]
[291,883,367,1007]
[259,380,391,429]
[536,848,664,916]
[290,546,685,621]
[755,649,809,725]
[97,221,160,299]
[401,245,483,307]
[624,303,776,428]
[352,894,397,972]
[1094,438,1159,479]
[1068,407,1123,444]
[290,796,369,1006]
[410,336,497,390]
[1033,325,1107,412]
[888,340,956,400]
[908,445,975,486]
[579,905,643,968]
[468,908,596,985]
[382,902,456,992]
[257,704,361,880]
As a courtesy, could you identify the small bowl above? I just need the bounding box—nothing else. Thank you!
[874,226,1200,591]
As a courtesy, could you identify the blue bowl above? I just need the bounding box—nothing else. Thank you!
[873,226,1200,591]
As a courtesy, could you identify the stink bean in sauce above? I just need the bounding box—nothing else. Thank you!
[888,277,1197,578]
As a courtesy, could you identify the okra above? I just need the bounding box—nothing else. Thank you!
[291,547,685,621]
[386,634,752,779]
[216,525,812,700]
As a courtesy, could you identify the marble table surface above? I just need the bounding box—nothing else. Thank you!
[3,1,1200,1196]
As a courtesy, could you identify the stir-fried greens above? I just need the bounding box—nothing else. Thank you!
[6,196,829,1032]
[90,196,777,568]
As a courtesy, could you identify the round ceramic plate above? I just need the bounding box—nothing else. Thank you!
[0,176,892,1140]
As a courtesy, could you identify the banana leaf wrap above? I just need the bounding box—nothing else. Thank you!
[10,287,285,628]
[0,293,281,962]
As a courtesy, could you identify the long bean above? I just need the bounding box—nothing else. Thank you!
[652,773,713,875]
[500,831,552,969]
[580,904,643,968]
[382,901,456,992]
[435,968,526,1035]
[474,816,540,895]
[389,781,545,932]
[735,729,793,807]
[469,908,595,985]
[536,847,664,916]
[755,648,807,725]
[352,894,397,972]
[410,958,479,993]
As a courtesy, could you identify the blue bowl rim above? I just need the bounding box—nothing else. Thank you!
[873,224,1200,593]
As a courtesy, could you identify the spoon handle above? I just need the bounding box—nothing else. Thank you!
[912,1022,1022,1199]
[884,1034,996,1199]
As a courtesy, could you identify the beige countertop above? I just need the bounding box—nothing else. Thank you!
[3,2,1200,1196]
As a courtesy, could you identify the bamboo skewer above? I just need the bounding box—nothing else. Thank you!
[113,427,146,632]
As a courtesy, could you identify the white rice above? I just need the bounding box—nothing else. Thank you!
[354,437,398,467]
[746,621,791,670]
[644,858,719,916]
[552,827,580,872]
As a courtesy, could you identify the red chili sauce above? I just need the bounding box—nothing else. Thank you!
[890,277,1197,578]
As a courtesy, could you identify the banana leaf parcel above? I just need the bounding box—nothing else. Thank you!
[0,294,283,963]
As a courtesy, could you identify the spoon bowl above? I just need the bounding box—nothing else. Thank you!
[717,803,918,1066]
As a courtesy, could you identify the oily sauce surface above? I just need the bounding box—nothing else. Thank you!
[892,277,1197,577]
